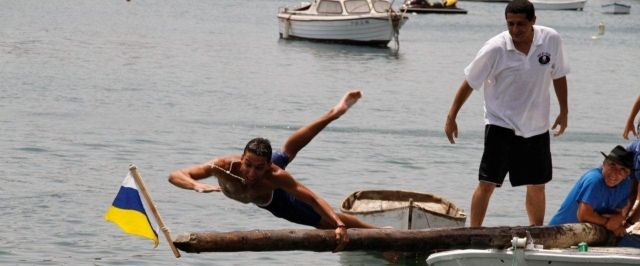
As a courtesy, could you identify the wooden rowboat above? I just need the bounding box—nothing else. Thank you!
[340,190,466,229]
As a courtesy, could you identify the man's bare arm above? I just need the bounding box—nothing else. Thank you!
[551,76,568,137]
[168,159,222,192]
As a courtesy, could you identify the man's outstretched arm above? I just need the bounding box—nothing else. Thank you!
[168,159,221,193]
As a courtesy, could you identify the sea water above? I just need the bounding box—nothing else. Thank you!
[1,0,639,265]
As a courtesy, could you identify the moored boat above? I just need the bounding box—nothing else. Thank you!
[602,2,631,14]
[427,246,640,266]
[340,189,466,229]
[277,0,408,47]
[400,0,468,14]
[530,0,586,10]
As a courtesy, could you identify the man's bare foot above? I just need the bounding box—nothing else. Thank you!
[330,90,362,117]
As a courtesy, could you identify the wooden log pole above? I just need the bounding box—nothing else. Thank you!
[173,223,616,253]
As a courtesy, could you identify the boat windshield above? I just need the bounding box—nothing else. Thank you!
[345,0,372,14]
[317,0,343,14]
[372,0,391,12]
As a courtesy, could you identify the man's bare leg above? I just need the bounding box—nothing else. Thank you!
[526,184,545,226]
[470,181,496,227]
[282,90,362,161]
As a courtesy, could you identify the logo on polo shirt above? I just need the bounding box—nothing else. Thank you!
[538,52,551,65]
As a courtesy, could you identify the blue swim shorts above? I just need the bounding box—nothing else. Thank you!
[257,151,322,227]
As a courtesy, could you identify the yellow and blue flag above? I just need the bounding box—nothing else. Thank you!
[104,172,159,247]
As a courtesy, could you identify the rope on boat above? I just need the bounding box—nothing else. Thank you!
[283,14,293,39]
[388,0,403,54]
[408,198,414,229]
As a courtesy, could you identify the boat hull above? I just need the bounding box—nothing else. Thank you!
[340,190,466,229]
[427,247,640,266]
[278,15,406,47]
[531,0,586,10]
[602,3,631,14]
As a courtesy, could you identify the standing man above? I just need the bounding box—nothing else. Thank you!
[444,0,569,227]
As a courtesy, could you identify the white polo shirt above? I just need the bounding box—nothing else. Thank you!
[464,25,569,138]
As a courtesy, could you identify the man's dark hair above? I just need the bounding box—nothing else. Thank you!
[505,0,535,21]
[244,137,272,162]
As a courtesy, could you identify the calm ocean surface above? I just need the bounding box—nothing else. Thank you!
[1,0,639,265]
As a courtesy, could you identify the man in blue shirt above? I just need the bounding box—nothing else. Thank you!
[549,145,634,238]
[617,139,640,248]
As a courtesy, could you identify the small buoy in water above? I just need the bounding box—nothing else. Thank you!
[591,22,606,39]
[598,21,605,36]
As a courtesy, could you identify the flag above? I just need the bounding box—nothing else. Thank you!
[104,171,159,247]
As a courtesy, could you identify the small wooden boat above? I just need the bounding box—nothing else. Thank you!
[340,190,466,229]
[602,2,631,14]
[400,0,468,14]
[530,0,586,10]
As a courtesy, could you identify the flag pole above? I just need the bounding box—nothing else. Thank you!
[129,164,181,258]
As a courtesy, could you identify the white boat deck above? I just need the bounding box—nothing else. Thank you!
[427,247,640,266]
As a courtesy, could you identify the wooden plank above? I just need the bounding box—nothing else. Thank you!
[173,223,616,253]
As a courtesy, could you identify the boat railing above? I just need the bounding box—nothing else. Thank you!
[279,2,313,14]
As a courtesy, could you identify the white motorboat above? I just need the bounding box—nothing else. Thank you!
[340,189,466,229]
[602,2,631,14]
[427,246,640,266]
[277,0,408,47]
[530,0,586,10]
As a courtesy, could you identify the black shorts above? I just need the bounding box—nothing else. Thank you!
[259,188,322,227]
[479,125,552,187]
